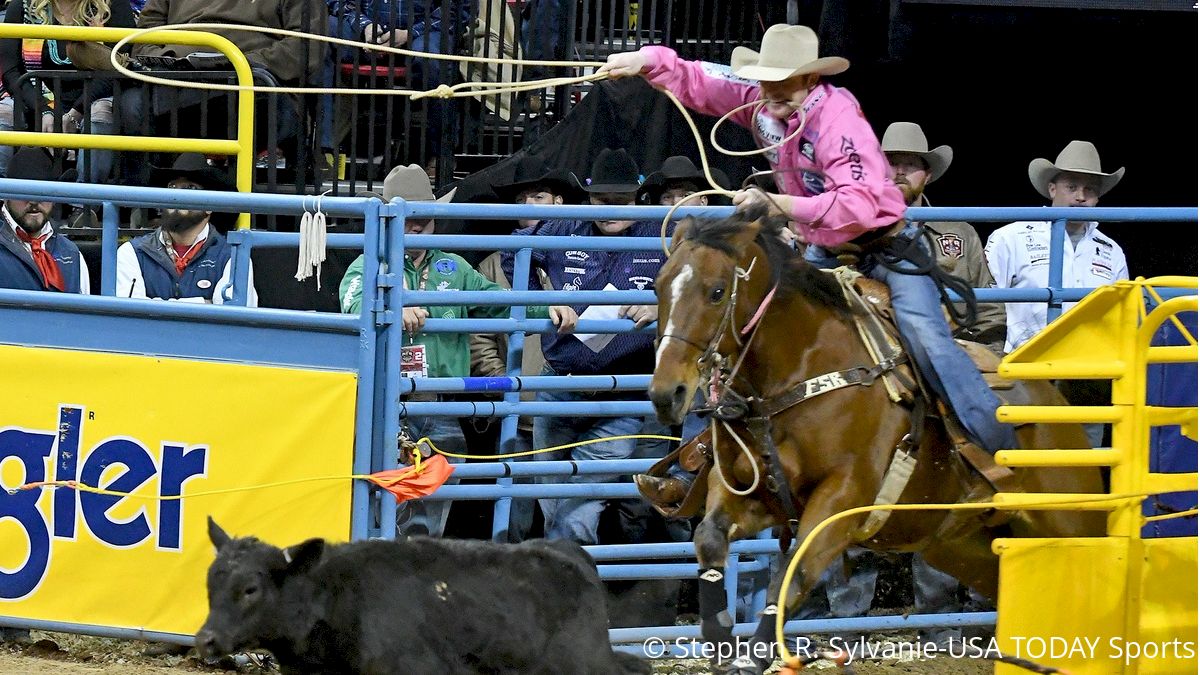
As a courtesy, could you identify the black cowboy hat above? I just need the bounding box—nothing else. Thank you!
[6,147,72,182]
[491,155,583,202]
[150,153,236,192]
[640,155,731,202]
[583,148,642,194]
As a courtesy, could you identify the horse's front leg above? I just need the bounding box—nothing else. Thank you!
[695,492,775,675]
[748,473,865,669]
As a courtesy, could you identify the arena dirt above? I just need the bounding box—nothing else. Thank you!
[0,632,990,674]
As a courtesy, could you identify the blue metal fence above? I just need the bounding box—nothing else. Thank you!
[0,176,1194,650]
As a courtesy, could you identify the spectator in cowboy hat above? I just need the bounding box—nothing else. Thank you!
[500,147,671,546]
[0,147,90,294]
[881,122,1005,354]
[985,140,1128,354]
[115,153,256,305]
[986,141,1127,450]
[341,163,577,538]
[640,155,730,206]
[491,154,583,229]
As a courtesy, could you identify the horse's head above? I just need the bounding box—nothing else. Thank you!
[649,206,787,425]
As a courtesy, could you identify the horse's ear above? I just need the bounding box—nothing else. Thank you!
[669,217,694,252]
[729,215,767,251]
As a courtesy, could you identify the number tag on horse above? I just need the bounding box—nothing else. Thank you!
[401,344,428,378]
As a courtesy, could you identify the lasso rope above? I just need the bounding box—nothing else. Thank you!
[104,22,802,256]
[108,23,610,98]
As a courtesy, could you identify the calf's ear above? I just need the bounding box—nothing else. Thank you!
[283,538,326,575]
[208,516,232,551]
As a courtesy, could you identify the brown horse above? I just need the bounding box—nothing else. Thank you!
[647,208,1105,674]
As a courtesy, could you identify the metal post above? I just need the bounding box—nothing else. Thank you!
[380,199,407,539]
[1047,217,1067,322]
[100,201,118,296]
[491,247,532,542]
[351,198,383,540]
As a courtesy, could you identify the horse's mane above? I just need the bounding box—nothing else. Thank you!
[680,206,850,314]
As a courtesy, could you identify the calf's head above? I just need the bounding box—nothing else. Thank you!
[195,517,326,660]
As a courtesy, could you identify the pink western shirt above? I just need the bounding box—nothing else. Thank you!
[639,46,906,248]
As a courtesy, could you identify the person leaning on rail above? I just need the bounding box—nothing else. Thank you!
[0,148,91,294]
[114,153,257,305]
[498,147,671,547]
[985,140,1129,448]
[339,163,578,538]
[467,154,584,542]
[604,25,1018,525]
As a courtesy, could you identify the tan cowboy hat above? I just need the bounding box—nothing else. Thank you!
[1028,140,1124,199]
[730,24,849,82]
[880,122,953,184]
[357,164,458,202]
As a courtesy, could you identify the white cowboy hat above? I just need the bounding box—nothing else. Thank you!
[1028,140,1124,199]
[730,24,849,82]
[357,164,458,203]
[880,122,953,184]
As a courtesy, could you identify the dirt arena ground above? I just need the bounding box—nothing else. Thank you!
[0,631,991,674]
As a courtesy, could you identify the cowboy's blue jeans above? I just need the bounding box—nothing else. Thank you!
[804,227,1018,453]
[532,388,643,545]
[397,414,464,538]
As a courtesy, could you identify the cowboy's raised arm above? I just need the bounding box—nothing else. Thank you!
[599,47,759,127]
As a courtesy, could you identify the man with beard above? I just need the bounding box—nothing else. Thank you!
[882,122,1006,354]
[115,153,257,305]
[0,147,90,294]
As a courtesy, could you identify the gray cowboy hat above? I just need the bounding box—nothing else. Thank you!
[491,154,583,202]
[880,122,953,184]
[583,148,642,194]
[1028,140,1125,200]
[730,24,849,82]
[358,164,458,203]
[150,153,236,191]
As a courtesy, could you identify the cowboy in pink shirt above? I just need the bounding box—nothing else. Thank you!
[603,23,1019,675]
[600,26,906,248]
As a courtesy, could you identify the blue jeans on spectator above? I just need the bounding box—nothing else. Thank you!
[519,0,569,81]
[532,387,643,545]
[0,97,114,182]
[397,414,465,538]
[502,427,536,542]
[407,28,455,165]
[805,225,1017,453]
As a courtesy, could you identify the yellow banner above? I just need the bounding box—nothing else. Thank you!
[0,345,357,636]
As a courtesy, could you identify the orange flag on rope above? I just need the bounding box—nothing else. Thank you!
[367,455,455,504]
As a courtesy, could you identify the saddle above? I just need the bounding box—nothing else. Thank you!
[635,268,1022,521]
[836,270,1021,499]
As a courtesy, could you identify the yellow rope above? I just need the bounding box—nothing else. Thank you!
[771,492,1164,667]
[414,433,681,460]
[12,433,683,500]
[1143,508,1198,522]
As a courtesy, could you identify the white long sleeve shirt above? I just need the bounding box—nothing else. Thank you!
[985,220,1128,352]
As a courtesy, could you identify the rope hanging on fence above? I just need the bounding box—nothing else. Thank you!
[295,189,330,287]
